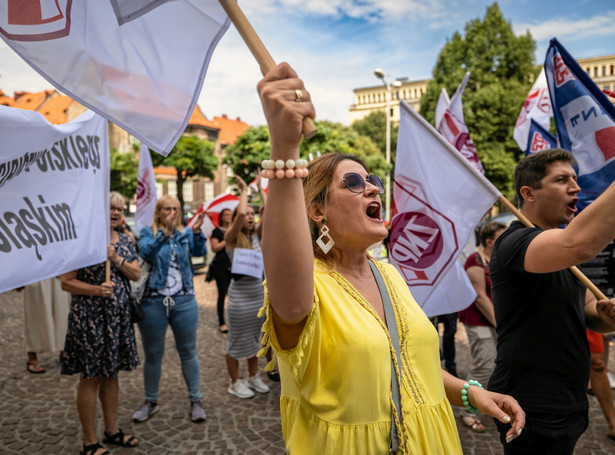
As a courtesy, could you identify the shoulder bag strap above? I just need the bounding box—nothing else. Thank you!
[368,260,402,453]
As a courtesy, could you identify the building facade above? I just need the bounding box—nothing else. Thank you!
[349,54,615,124]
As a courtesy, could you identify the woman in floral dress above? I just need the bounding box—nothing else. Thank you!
[61,192,141,455]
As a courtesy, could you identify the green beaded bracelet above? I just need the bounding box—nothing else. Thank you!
[461,379,483,413]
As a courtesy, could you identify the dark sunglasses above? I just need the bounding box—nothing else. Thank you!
[342,173,385,194]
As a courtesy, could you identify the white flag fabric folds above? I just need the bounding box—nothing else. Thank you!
[390,101,500,317]
[513,67,553,152]
[135,144,157,232]
[0,1,230,156]
[434,72,484,173]
[0,106,109,293]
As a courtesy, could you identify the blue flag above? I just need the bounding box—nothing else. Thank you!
[525,119,558,157]
[544,38,615,210]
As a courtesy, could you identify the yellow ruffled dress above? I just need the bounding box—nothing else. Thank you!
[259,259,462,454]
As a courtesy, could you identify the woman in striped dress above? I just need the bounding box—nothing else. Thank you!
[224,175,270,399]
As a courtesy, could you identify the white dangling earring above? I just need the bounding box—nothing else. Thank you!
[316,221,335,254]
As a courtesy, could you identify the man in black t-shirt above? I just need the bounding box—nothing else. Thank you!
[489,149,615,454]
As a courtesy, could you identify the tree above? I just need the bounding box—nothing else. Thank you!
[152,134,217,218]
[110,146,138,201]
[419,2,536,199]
[223,126,271,182]
[351,110,398,165]
[224,121,389,185]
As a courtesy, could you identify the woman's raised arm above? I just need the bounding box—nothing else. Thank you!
[258,63,316,339]
[224,175,248,250]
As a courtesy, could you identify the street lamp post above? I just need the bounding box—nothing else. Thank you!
[373,69,401,222]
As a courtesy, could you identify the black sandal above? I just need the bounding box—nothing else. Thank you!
[102,429,139,448]
[80,442,110,455]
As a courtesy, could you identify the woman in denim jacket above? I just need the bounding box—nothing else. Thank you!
[132,195,208,424]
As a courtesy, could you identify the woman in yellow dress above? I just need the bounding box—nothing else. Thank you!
[257,63,526,454]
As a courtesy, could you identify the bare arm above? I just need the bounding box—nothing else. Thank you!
[584,289,615,332]
[210,236,225,253]
[258,63,316,347]
[107,243,140,281]
[256,175,266,240]
[224,176,248,250]
[524,181,615,273]
[442,371,525,443]
[466,265,496,327]
[60,270,114,297]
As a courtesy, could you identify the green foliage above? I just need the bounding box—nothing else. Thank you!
[223,126,271,182]
[224,121,390,183]
[351,110,398,165]
[110,147,138,200]
[419,2,537,199]
[152,134,217,216]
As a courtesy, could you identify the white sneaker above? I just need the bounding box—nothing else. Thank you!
[608,372,615,389]
[228,379,255,399]
[246,375,270,394]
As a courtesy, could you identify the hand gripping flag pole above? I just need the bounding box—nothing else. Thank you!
[497,197,608,301]
[218,0,317,139]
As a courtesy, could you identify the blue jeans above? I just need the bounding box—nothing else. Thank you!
[137,295,202,402]
[495,410,588,454]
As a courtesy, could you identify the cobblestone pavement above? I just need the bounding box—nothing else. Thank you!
[1,276,615,454]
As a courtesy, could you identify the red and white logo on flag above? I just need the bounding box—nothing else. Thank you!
[439,112,483,173]
[0,0,72,41]
[553,54,574,88]
[516,88,551,127]
[390,180,458,287]
[530,132,552,153]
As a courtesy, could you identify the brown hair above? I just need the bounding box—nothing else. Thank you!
[514,148,576,208]
[152,195,182,236]
[231,204,255,249]
[303,152,370,267]
[478,221,507,247]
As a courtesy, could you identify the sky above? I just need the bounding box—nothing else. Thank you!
[0,0,614,128]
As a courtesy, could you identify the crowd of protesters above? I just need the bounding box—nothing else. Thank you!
[15,145,615,454]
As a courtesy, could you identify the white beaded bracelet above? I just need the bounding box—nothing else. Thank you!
[261,158,309,179]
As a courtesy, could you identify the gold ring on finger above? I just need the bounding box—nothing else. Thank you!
[294,89,303,102]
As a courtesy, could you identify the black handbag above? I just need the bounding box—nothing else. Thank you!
[130,297,145,323]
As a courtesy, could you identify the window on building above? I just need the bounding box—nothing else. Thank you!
[611,64,614,75]
[168,180,177,198]
[586,67,590,74]
[606,85,611,91]
[594,67,598,77]
[204,181,214,201]
[156,182,163,199]
[603,66,607,77]
[414,89,417,98]
[183,182,193,202]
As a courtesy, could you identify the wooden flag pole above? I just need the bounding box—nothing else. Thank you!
[217,0,318,139]
[497,195,608,301]
[105,260,111,283]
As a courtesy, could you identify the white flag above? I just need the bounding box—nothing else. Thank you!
[390,101,500,317]
[513,67,553,151]
[135,144,157,232]
[0,1,230,156]
[434,72,484,173]
[0,106,109,293]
